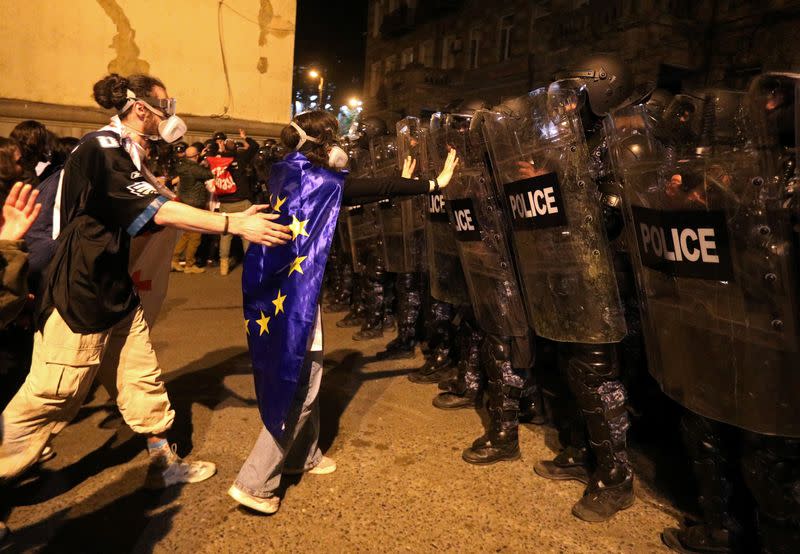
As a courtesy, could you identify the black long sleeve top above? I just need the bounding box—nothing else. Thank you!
[341,175,429,206]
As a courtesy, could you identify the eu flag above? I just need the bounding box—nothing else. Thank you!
[242,152,345,439]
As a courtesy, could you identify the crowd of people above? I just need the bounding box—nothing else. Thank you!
[0,56,797,554]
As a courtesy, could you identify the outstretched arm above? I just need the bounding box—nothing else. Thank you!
[153,201,291,247]
[343,150,459,205]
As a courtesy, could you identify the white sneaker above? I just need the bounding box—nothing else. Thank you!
[284,455,337,476]
[228,484,280,515]
[144,444,217,489]
[308,456,337,475]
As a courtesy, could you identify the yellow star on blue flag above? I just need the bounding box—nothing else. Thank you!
[289,215,310,240]
[288,255,307,276]
[272,289,287,315]
[256,311,271,335]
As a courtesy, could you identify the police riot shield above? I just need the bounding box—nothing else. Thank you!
[369,135,405,273]
[440,112,528,337]
[388,117,428,273]
[481,88,627,343]
[604,76,800,437]
[344,145,382,274]
[426,113,470,306]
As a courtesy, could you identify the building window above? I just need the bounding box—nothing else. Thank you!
[385,55,397,74]
[401,47,415,69]
[370,61,381,95]
[469,28,481,69]
[499,14,513,62]
[420,39,434,67]
[442,35,457,70]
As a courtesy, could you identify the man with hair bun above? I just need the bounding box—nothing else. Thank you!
[0,73,292,491]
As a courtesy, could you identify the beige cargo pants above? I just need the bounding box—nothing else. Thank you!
[0,306,175,480]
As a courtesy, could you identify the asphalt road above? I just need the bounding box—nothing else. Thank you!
[2,265,679,553]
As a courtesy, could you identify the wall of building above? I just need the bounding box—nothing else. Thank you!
[0,0,296,138]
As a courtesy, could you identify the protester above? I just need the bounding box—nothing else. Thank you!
[229,110,458,515]
[0,72,292,492]
[0,139,24,195]
[172,145,213,273]
[214,130,259,275]
[0,182,41,544]
[9,121,49,187]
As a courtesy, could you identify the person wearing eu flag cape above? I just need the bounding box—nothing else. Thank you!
[228,110,460,515]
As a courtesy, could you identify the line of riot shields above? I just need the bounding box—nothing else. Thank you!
[322,69,800,552]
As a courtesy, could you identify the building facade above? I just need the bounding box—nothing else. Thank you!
[363,0,800,125]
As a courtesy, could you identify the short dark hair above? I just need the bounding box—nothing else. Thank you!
[10,120,48,163]
[0,137,22,191]
[50,136,80,167]
[92,73,166,113]
[280,110,340,167]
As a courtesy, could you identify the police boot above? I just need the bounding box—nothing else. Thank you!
[571,401,634,521]
[408,343,453,383]
[572,472,635,523]
[353,319,383,341]
[534,445,591,485]
[661,526,736,554]
[433,328,483,409]
[661,413,743,553]
[377,337,416,360]
[740,434,800,554]
[462,382,520,465]
[337,309,364,328]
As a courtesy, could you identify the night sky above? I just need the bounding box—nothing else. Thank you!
[294,0,369,105]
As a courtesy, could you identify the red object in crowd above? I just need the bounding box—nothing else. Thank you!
[207,156,237,196]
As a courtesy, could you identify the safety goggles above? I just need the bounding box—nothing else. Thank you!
[139,97,177,117]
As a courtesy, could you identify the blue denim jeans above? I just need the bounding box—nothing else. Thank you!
[234,350,323,498]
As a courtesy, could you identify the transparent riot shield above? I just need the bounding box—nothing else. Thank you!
[605,76,800,437]
[481,88,627,344]
[344,145,382,274]
[426,113,469,306]
[368,135,405,273]
[439,113,528,337]
[390,117,428,273]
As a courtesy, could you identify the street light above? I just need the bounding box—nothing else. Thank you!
[308,69,324,107]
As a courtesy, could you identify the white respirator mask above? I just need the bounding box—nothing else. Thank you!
[291,121,349,169]
[122,89,187,144]
[156,115,188,144]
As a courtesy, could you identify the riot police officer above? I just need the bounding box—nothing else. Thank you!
[429,108,534,464]
[482,54,638,521]
[607,72,800,554]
